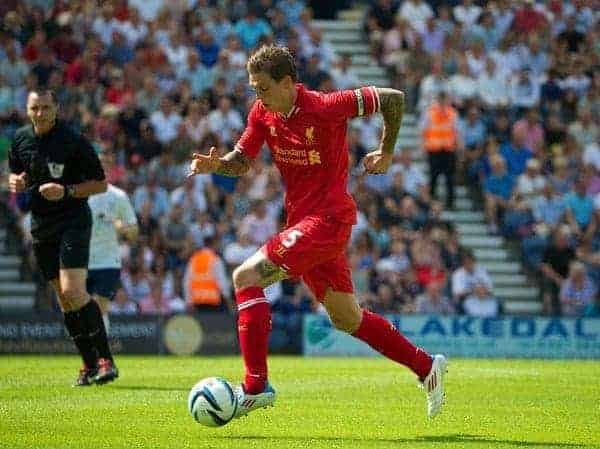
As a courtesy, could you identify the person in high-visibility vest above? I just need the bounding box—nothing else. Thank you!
[184,236,232,312]
[420,91,463,209]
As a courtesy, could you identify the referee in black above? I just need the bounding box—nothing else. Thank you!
[8,90,118,386]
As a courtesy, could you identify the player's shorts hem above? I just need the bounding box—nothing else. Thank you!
[86,268,121,300]
[312,286,354,303]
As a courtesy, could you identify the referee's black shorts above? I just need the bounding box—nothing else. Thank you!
[31,208,92,282]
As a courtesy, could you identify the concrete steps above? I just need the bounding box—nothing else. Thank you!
[480,261,521,274]
[0,296,35,310]
[0,255,20,267]
[459,235,503,248]
[0,282,36,295]
[0,268,19,281]
[0,218,35,310]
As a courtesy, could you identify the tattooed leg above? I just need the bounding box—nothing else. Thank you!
[232,250,288,290]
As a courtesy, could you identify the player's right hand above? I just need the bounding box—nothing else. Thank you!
[188,147,221,177]
[8,172,27,193]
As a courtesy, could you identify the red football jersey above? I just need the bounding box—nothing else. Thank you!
[237,84,380,226]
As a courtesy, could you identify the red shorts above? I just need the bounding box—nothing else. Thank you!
[263,215,353,301]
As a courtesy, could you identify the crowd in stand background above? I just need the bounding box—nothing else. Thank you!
[0,1,597,330]
[365,0,598,317]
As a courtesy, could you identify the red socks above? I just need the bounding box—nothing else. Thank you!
[353,309,433,380]
[236,286,271,394]
[236,287,432,392]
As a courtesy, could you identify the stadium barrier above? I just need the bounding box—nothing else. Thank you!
[303,314,600,359]
[0,313,238,355]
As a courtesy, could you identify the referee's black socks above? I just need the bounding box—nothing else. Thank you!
[79,300,114,363]
[63,309,98,368]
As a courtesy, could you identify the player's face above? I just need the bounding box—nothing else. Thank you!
[27,92,57,134]
[249,71,294,114]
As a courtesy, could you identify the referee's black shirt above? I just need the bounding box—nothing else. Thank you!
[8,121,105,237]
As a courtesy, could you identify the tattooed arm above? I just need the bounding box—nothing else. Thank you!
[189,146,251,178]
[362,88,405,174]
[377,88,405,156]
[215,148,251,177]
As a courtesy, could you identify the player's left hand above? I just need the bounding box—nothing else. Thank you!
[39,183,65,201]
[363,149,393,175]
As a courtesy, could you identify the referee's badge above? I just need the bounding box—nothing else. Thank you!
[47,162,64,179]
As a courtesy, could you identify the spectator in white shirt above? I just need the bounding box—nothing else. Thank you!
[241,201,278,246]
[0,42,29,88]
[516,158,546,205]
[491,39,522,81]
[305,28,338,71]
[509,68,541,110]
[583,143,600,172]
[477,58,509,109]
[569,107,598,151]
[189,210,216,248]
[354,114,383,150]
[466,40,487,77]
[92,4,118,46]
[183,100,211,144]
[415,280,455,314]
[224,231,259,270]
[463,283,500,318]
[113,7,148,47]
[452,249,493,305]
[448,57,478,108]
[491,1,514,37]
[417,57,448,111]
[170,175,208,223]
[208,96,244,145]
[390,150,428,201]
[161,29,190,69]
[330,54,360,90]
[128,0,165,21]
[223,35,248,69]
[398,0,433,34]
[150,96,183,144]
[453,0,482,28]
[109,289,138,315]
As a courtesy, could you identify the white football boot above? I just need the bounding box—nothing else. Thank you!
[419,354,448,418]
[233,383,276,418]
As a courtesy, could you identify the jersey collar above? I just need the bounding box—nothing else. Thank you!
[281,84,303,119]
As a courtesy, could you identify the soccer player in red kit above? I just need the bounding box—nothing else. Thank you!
[189,46,447,419]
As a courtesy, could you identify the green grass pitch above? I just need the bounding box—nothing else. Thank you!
[1,356,599,449]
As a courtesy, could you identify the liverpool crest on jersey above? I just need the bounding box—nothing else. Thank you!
[305,126,314,145]
[47,162,64,179]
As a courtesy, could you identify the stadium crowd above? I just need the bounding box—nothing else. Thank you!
[365,0,598,317]
[0,0,597,331]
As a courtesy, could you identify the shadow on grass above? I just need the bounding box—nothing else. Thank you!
[110,385,189,392]
[218,433,587,447]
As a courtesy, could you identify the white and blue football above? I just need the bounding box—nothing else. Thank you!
[188,377,238,427]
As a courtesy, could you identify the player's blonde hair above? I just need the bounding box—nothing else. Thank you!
[247,45,297,82]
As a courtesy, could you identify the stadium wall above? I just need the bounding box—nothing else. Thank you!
[0,313,238,355]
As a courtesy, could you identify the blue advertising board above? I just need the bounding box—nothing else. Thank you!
[303,314,600,359]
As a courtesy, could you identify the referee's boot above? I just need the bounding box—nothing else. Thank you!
[94,358,119,385]
[74,364,97,387]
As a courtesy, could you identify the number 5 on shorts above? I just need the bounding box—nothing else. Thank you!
[282,230,303,249]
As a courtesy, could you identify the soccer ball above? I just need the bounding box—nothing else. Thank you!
[188,377,238,427]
